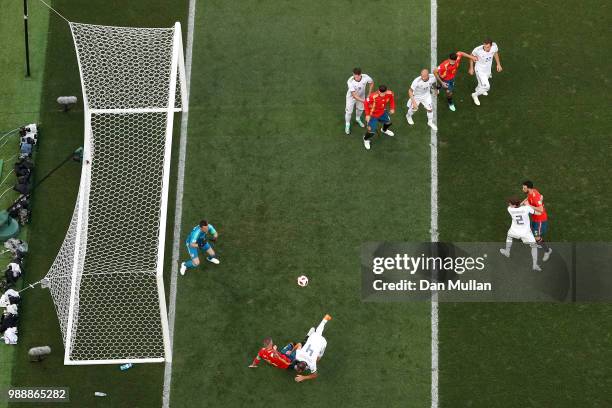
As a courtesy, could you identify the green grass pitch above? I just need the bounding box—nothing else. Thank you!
[171,0,432,406]
[3,0,611,407]
[437,1,612,407]
[0,2,49,406]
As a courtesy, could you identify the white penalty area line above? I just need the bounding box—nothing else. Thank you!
[163,0,197,406]
[430,0,439,407]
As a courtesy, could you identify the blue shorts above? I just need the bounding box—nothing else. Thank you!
[185,242,211,259]
[280,343,297,360]
[531,221,548,238]
[367,111,391,131]
[441,78,455,92]
[281,343,298,369]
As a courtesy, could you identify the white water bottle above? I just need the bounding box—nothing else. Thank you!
[120,363,134,371]
[94,392,107,397]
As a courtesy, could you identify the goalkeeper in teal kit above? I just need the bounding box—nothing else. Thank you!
[180,219,220,275]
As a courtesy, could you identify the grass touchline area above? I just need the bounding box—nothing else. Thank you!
[0,2,50,407]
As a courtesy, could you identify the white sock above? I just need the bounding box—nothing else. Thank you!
[345,111,352,123]
[505,239,512,253]
[315,318,328,335]
[474,87,488,97]
[356,109,364,121]
[426,110,433,121]
[531,246,538,267]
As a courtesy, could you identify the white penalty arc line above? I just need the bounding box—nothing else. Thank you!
[430,0,439,407]
[162,0,197,406]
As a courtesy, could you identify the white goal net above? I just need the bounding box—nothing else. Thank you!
[44,22,187,365]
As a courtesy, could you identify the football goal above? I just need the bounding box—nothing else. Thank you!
[44,21,187,365]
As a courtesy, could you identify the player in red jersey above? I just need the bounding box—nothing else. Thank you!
[363,85,395,150]
[521,180,553,261]
[433,51,478,111]
[248,337,299,370]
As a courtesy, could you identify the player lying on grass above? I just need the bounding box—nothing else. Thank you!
[406,69,439,131]
[521,180,553,261]
[433,51,478,111]
[293,314,332,382]
[500,197,542,271]
[345,67,374,135]
[469,38,502,106]
[363,85,395,150]
[180,219,220,275]
[249,337,300,370]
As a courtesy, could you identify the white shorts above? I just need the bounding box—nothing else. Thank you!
[408,94,433,111]
[318,336,327,358]
[507,229,536,244]
[346,95,364,113]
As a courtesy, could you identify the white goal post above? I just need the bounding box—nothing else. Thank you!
[44,21,188,365]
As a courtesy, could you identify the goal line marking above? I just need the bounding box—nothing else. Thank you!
[162,0,197,406]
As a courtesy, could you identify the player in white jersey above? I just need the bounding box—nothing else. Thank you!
[345,68,374,135]
[406,69,439,131]
[293,314,332,382]
[469,38,502,106]
[500,197,542,271]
